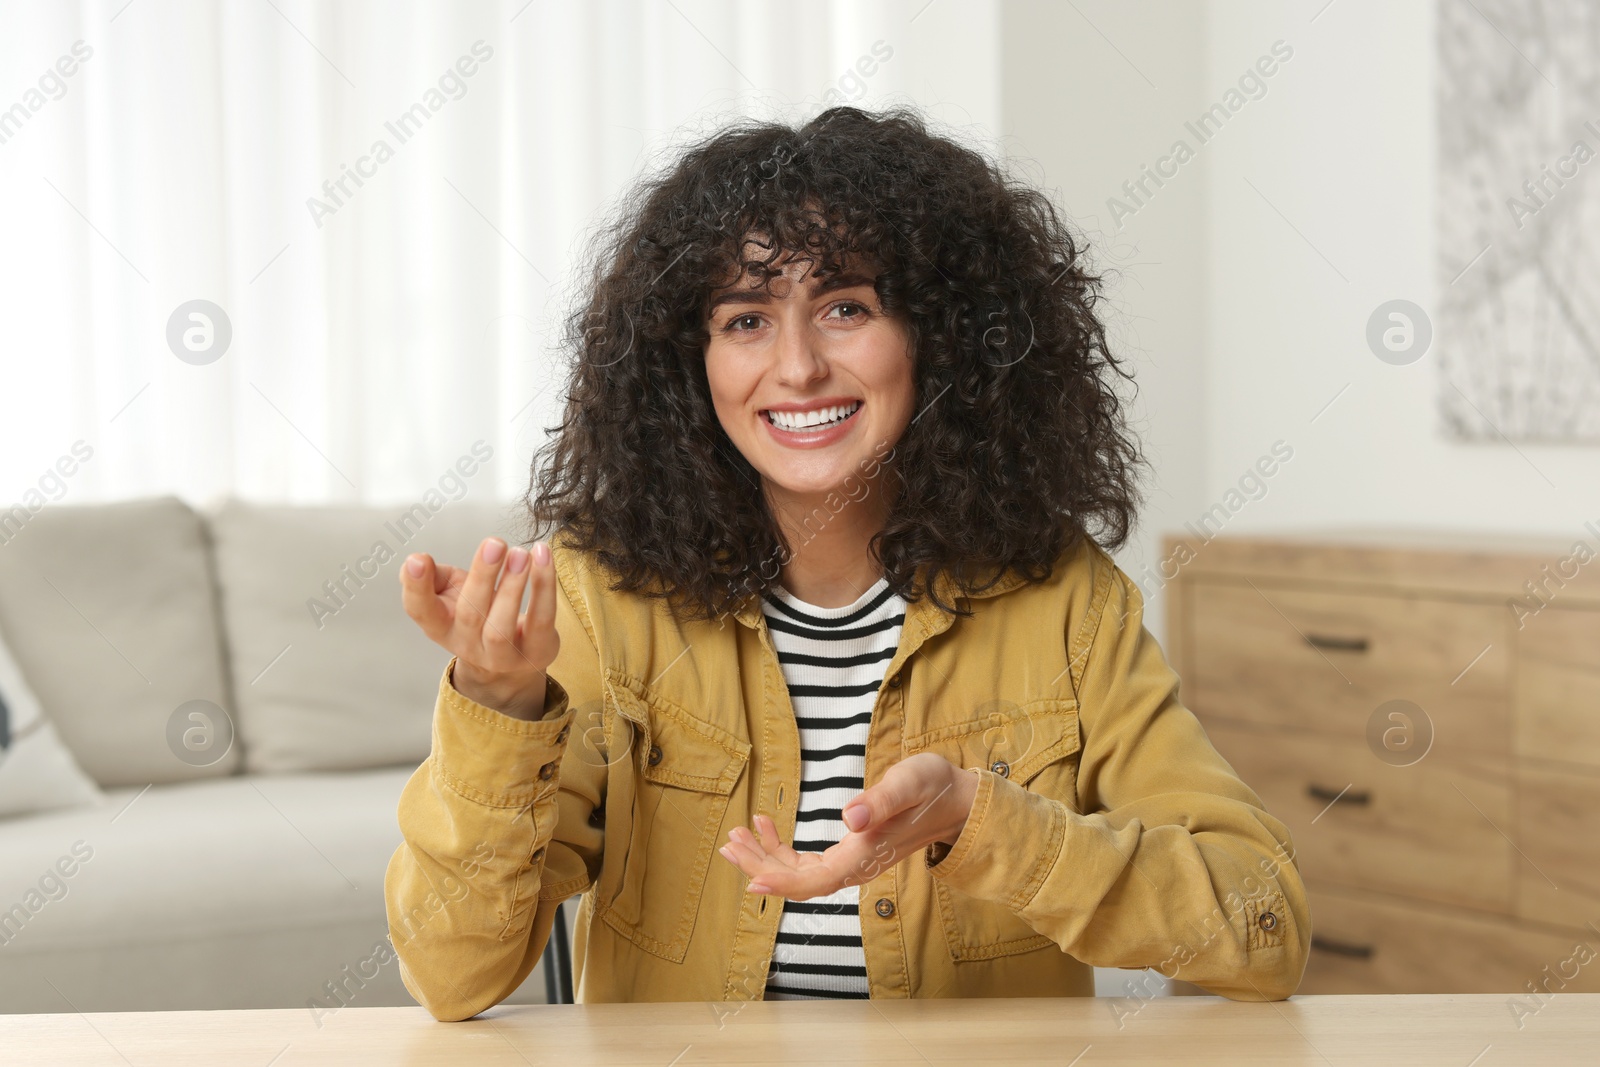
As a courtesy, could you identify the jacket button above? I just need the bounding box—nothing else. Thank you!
[531,846,545,862]
[648,744,663,767]
[990,759,1010,778]
[874,897,895,918]
[555,725,569,744]
[1258,911,1278,932]
[887,673,902,689]
[538,760,558,781]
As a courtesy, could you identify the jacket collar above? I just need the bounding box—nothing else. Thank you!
[728,559,1031,632]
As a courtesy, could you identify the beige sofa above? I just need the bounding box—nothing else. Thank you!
[0,496,572,1013]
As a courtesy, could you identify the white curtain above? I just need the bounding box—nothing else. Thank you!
[0,0,1000,509]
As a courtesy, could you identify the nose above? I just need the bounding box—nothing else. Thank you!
[773,313,827,389]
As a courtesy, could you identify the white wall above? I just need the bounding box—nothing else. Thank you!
[1204,0,1600,541]
[999,0,1211,642]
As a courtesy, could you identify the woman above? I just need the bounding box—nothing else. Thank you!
[384,106,1309,1020]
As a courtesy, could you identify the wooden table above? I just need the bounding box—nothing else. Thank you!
[4,995,1597,1065]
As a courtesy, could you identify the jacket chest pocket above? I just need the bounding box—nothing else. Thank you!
[906,697,1082,962]
[595,680,751,964]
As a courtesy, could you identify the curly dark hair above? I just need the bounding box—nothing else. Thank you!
[524,104,1144,621]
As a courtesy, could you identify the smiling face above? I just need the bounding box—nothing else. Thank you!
[702,251,915,511]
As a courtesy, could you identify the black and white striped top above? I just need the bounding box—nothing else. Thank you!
[760,575,906,1001]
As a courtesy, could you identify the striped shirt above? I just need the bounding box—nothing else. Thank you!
[760,575,906,1001]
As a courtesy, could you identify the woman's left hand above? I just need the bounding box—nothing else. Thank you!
[716,752,979,900]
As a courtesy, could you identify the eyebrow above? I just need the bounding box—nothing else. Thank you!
[706,271,877,314]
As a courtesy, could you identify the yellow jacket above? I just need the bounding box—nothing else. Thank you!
[384,535,1310,1020]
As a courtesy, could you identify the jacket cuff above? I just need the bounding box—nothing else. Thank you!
[925,767,1066,910]
[432,658,573,809]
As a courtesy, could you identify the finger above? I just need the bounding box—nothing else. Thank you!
[457,537,509,641]
[753,814,784,854]
[746,866,833,900]
[718,837,769,877]
[842,779,911,833]
[722,836,794,889]
[728,825,769,861]
[432,561,469,596]
[716,843,747,875]
[525,541,557,633]
[483,546,530,657]
[400,554,452,641]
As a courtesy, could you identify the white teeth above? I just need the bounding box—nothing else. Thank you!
[766,401,861,431]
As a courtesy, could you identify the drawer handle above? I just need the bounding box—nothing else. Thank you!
[1303,633,1369,653]
[1311,935,1374,960]
[1306,783,1370,805]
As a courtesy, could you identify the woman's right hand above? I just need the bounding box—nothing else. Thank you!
[400,537,560,721]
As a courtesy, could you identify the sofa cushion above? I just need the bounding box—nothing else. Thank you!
[0,767,552,1011]
[0,624,103,818]
[209,499,517,773]
[0,497,237,787]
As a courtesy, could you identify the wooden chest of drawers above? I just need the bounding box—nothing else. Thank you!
[1160,529,1600,995]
